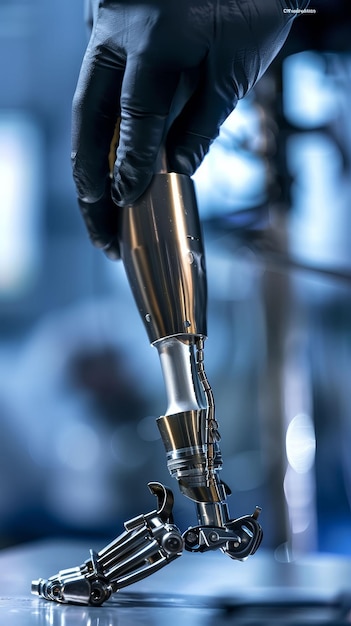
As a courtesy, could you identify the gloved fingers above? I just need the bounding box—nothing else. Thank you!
[166,0,298,176]
[71,48,124,255]
[78,176,121,260]
[111,57,181,206]
[165,65,238,177]
[72,52,123,202]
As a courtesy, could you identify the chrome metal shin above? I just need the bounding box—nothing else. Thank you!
[119,172,207,344]
[119,173,229,526]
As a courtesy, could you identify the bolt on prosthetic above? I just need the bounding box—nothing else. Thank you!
[32,173,262,606]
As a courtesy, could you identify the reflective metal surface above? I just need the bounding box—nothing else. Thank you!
[156,337,206,415]
[1,541,351,624]
[30,483,261,607]
[157,409,223,501]
[31,483,183,606]
[120,173,207,344]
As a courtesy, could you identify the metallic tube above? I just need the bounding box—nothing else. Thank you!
[157,410,226,504]
[196,502,230,527]
[156,337,206,415]
[119,173,207,344]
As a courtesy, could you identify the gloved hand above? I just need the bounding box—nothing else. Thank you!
[72,0,310,258]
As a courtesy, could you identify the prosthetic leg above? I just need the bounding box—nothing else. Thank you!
[32,173,262,606]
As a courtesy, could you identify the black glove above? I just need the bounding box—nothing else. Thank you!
[72,0,310,258]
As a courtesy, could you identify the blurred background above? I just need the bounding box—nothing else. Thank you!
[0,0,351,562]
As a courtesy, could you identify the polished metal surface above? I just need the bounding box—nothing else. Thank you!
[1,540,351,624]
[120,173,207,344]
[156,406,262,556]
[157,409,223,502]
[31,483,183,606]
[30,482,262,607]
[156,336,206,415]
[196,501,231,528]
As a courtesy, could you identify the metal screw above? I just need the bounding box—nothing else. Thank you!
[185,531,198,545]
[163,533,183,553]
[50,585,61,598]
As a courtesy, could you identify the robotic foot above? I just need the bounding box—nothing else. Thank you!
[31,482,262,606]
[31,482,183,606]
